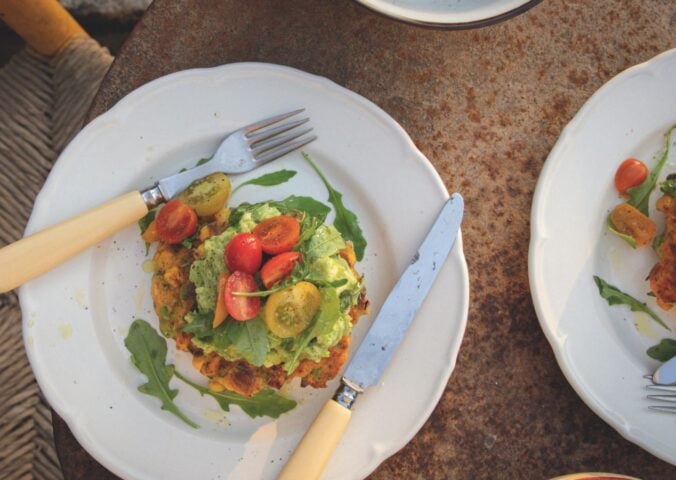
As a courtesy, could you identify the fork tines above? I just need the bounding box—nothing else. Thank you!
[245,109,316,164]
[646,383,676,413]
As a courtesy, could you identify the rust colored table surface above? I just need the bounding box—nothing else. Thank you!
[53,0,676,478]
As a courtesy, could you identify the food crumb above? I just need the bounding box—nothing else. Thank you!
[59,323,73,340]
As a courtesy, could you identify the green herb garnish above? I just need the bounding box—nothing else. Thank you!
[231,169,297,195]
[659,174,676,198]
[138,207,159,255]
[647,338,676,362]
[124,319,199,428]
[593,276,670,331]
[178,156,213,173]
[284,288,340,374]
[303,152,367,260]
[222,316,269,366]
[606,216,637,248]
[175,371,296,419]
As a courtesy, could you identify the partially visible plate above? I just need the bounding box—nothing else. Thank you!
[353,0,542,28]
[20,63,469,479]
[530,49,676,465]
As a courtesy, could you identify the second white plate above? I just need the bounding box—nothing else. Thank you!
[530,49,676,465]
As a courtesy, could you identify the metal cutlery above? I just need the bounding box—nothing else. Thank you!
[645,356,676,413]
[0,109,316,293]
[278,193,464,480]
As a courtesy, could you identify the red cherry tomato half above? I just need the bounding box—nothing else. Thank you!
[224,271,260,321]
[253,215,301,255]
[224,233,262,274]
[155,200,198,244]
[614,158,648,196]
[260,251,302,289]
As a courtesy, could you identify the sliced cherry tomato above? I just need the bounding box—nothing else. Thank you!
[224,233,262,274]
[155,200,198,244]
[225,271,260,321]
[253,215,301,255]
[615,158,648,196]
[212,272,229,328]
[260,252,302,289]
[263,281,321,337]
[178,172,231,217]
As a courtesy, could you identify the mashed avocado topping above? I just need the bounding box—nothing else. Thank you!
[185,199,362,371]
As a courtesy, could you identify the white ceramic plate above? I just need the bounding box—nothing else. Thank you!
[530,49,676,465]
[354,0,541,28]
[20,63,469,480]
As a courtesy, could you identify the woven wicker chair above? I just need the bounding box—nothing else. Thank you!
[0,1,114,478]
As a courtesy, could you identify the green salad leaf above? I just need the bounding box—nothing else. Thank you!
[224,316,269,366]
[303,153,367,260]
[274,195,331,223]
[647,338,676,362]
[175,371,296,419]
[653,233,665,254]
[124,319,199,428]
[284,287,340,374]
[178,156,212,173]
[232,169,297,195]
[181,311,216,338]
[593,276,670,331]
[606,216,637,248]
[626,125,675,215]
[228,196,329,226]
[660,174,676,198]
[138,207,160,255]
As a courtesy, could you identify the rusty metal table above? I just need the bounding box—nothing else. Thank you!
[52,0,676,478]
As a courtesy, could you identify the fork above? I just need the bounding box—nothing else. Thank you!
[0,109,316,293]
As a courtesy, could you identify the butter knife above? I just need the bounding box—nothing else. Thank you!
[278,193,464,480]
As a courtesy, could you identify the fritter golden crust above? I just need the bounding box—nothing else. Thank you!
[151,243,194,334]
[609,203,657,247]
[150,234,368,397]
[650,194,675,310]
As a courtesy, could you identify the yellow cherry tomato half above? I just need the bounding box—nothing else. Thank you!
[263,281,321,338]
[178,172,232,217]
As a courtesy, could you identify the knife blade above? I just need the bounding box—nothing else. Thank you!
[278,193,464,480]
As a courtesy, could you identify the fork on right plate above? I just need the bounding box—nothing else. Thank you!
[645,356,676,413]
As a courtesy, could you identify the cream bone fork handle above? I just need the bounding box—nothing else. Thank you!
[278,193,464,480]
[0,109,316,293]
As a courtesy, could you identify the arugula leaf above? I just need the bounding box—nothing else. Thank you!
[660,174,676,198]
[181,311,216,339]
[302,153,367,260]
[273,196,330,222]
[229,196,330,227]
[175,371,296,418]
[124,319,199,428]
[231,170,297,195]
[606,216,637,248]
[284,287,340,374]
[653,233,665,254]
[647,338,676,362]
[179,156,213,173]
[225,316,269,366]
[138,207,159,255]
[626,125,675,215]
[593,276,670,331]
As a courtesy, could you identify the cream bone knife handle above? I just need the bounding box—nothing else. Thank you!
[0,192,149,293]
[278,382,360,480]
